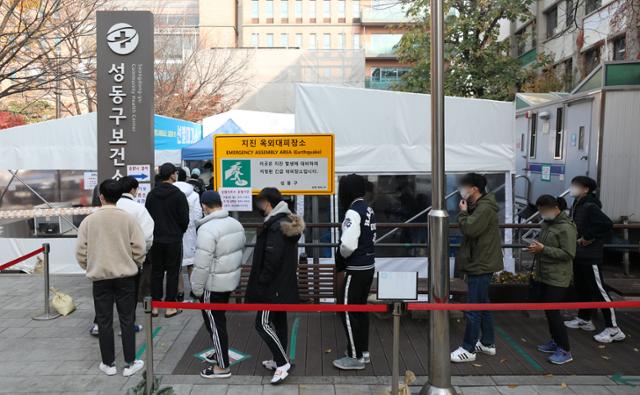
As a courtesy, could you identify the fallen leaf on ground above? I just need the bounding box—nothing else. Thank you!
[499,358,507,364]
[520,337,527,342]
[634,348,639,352]
[324,348,332,353]
[598,345,605,349]
[601,355,611,360]
[472,363,482,367]
[560,383,568,388]
[544,374,554,378]
[507,384,518,389]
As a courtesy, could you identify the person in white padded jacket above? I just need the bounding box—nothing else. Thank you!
[190,191,245,379]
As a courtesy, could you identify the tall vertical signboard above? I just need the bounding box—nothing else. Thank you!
[97,11,154,201]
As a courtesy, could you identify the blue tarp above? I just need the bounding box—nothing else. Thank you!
[181,119,244,161]
[154,115,202,151]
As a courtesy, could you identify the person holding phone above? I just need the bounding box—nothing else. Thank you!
[527,195,577,365]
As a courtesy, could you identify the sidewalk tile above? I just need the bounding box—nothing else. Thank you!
[496,385,538,394]
[190,384,229,395]
[300,384,337,395]
[458,387,501,395]
[569,386,614,395]
[530,385,574,394]
[227,384,264,395]
[605,385,639,395]
[263,384,300,395]
[334,384,371,395]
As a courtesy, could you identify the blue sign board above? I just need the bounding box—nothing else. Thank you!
[154,115,202,151]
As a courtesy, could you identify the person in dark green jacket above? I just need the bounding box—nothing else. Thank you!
[451,173,504,363]
[527,195,577,365]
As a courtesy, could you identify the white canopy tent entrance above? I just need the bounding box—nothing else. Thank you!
[294,84,516,276]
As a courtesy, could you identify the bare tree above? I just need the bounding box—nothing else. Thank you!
[0,0,103,101]
[154,44,251,122]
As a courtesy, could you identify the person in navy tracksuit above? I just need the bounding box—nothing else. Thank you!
[333,174,376,371]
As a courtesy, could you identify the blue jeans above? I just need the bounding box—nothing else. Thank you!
[462,274,495,353]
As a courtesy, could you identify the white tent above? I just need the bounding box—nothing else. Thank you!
[0,112,97,170]
[202,109,294,137]
[295,84,515,174]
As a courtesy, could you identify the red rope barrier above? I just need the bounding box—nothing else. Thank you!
[407,300,640,311]
[152,301,389,312]
[0,247,45,271]
[151,300,640,313]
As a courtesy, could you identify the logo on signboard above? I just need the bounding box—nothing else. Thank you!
[107,23,139,55]
[222,160,251,187]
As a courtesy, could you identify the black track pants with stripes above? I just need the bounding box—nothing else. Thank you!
[255,310,289,367]
[200,291,231,368]
[339,268,375,359]
[574,263,618,328]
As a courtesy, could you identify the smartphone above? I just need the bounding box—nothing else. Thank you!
[521,237,535,246]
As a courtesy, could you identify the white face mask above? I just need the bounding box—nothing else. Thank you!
[458,187,471,200]
[569,186,583,197]
[541,213,557,221]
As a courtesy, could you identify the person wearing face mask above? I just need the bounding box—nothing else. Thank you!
[563,176,623,343]
[451,173,504,363]
[527,195,577,365]
[246,187,305,385]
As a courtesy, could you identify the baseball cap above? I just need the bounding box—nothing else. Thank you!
[191,168,201,177]
[201,191,222,207]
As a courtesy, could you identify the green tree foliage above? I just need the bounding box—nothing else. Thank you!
[395,0,545,100]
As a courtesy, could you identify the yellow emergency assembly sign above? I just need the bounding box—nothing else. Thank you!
[213,134,335,195]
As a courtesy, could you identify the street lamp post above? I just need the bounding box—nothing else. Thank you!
[420,0,456,392]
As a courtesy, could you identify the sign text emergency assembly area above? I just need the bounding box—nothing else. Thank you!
[213,134,335,199]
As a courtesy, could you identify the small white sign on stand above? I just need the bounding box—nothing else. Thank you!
[377,271,418,301]
[219,187,253,212]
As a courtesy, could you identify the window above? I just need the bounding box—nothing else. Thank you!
[309,33,317,49]
[369,34,403,56]
[529,113,537,159]
[338,0,345,21]
[566,0,574,27]
[353,0,361,20]
[295,0,302,18]
[563,58,573,90]
[266,0,274,17]
[546,5,558,38]
[337,33,345,49]
[324,0,331,20]
[516,29,526,56]
[251,32,259,47]
[613,36,626,61]
[370,67,410,82]
[323,33,331,49]
[520,134,525,152]
[554,107,564,159]
[578,126,585,151]
[353,33,361,49]
[583,46,601,75]
[295,33,303,48]
[585,0,601,14]
[266,33,274,47]
[280,33,288,47]
[309,0,316,19]
[251,0,259,19]
[281,0,289,20]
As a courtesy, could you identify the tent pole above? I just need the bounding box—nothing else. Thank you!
[420,0,455,391]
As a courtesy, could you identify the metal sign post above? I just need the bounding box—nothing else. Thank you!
[420,0,456,392]
[33,243,61,321]
[143,297,154,395]
[391,302,402,395]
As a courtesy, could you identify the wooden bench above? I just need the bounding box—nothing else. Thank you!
[231,263,337,303]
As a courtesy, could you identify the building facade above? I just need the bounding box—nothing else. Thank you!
[199,0,412,89]
[501,0,637,90]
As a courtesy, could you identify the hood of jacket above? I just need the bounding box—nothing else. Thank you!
[175,181,194,197]
[471,193,499,214]
[264,201,305,237]
[152,182,183,200]
[196,209,229,228]
[574,193,602,209]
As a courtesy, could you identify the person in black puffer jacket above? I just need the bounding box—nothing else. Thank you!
[247,188,304,385]
[563,176,625,344]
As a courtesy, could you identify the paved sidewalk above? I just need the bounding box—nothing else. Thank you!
[0,274,638,395]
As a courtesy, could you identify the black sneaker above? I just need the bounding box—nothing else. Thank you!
[200,365,231,379]
[177,292,185,302]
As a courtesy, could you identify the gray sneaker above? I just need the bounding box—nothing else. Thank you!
[333,356,366,370]
[344,350,370,364]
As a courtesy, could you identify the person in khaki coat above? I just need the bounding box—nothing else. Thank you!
[451,173,504,363]
[76,179,146,378]
[527,195,577,365]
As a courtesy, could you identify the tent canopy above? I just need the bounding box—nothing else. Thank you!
[295,84,515,174]
[182,119,243,161]
[202,109,294,137]
[0,112,97,170]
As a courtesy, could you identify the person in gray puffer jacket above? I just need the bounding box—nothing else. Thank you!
[190,191,245,379]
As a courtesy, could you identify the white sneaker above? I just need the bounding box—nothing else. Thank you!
[262,359,277,371]
[99,362,117,376]
[270,363,291,385]
[594,327,626,344]
[122,360,144,377]
[564,317,596,331]
[450,346,476,363]
[474,341,496,356]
